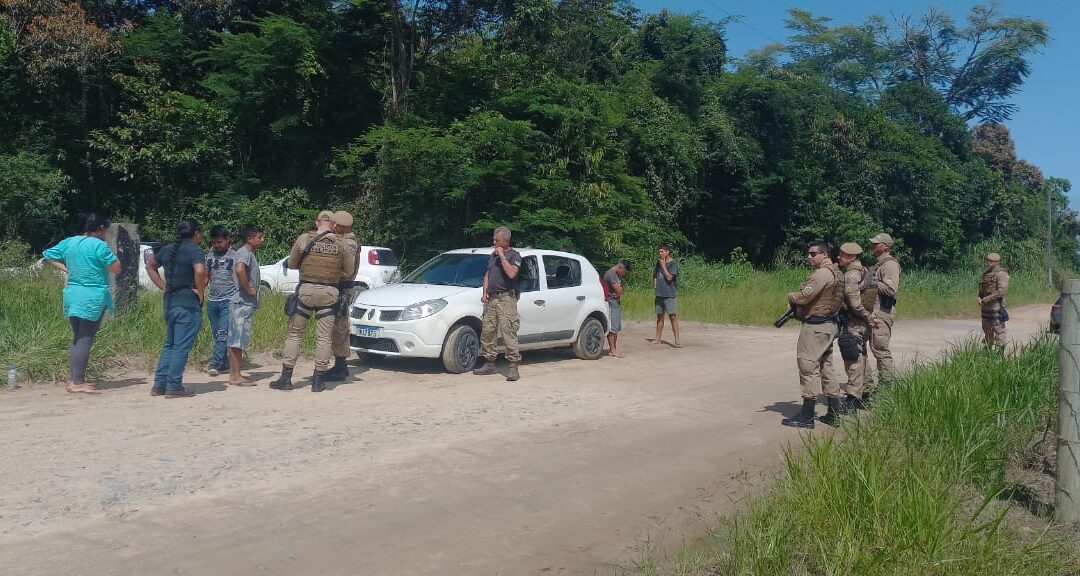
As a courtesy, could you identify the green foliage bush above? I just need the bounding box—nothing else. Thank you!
[0,152,71,249]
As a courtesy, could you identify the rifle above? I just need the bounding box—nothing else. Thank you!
[774,306,797,329]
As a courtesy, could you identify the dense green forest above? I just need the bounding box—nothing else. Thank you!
[0,0,1075,267]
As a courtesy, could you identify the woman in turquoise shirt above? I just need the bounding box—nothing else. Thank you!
[42,212,121,394]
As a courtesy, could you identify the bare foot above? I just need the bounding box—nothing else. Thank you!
[608,351,625,358]
[673,342,684,348]
[67,383,102,394]
[650,339,664,345]
[229,378,257,387]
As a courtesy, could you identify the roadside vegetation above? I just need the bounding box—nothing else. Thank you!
[0,272,307,383]
[634,337,1075,575]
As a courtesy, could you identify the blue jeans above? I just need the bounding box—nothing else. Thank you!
[154,306,204,392]
[206,299,230,368]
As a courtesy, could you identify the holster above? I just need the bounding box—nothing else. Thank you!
[334,291,351,318]
[836,315,862,362]
[838,329,863,362]
[284,292,300,316]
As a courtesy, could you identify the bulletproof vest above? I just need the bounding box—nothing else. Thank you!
[842,262,871,314]
[866,254,896,312]
[805,262,844,318]
[979,267,1004,298]
[298,232,345,284]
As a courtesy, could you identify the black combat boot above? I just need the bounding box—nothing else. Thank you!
[324,356,349,382]
[845,394,866,411]
[473,361,498,376]
[310,370,326,393]
[781,398,816,429]
[819,396,842,427]
[505,364,520,382]
[269,367,294,391]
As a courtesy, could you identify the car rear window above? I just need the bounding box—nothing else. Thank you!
[374,249,398,266]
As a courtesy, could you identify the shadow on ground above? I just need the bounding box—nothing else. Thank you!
[759,401,803,418]
[94,378,144,390]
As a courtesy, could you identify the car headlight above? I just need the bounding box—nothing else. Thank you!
[399,299,447,321]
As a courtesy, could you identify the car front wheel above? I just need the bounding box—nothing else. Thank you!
[442,323,480,373]
[573,317,605,360]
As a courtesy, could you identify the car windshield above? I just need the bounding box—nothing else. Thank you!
[401,253,488,288]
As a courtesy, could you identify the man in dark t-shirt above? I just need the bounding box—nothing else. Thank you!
[603,259,630,357]
[653,243,681,347]
[147,219,207,398]
[473,226,523,381]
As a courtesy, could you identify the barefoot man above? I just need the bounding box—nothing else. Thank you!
[227,225,265,386]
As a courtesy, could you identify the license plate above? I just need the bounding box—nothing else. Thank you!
[355,325,381,338]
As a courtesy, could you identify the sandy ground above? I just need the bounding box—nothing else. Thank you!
[0,305,1051,576]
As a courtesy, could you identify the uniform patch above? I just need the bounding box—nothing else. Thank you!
[310,242,340,255]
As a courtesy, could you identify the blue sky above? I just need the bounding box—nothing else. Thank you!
[634,0,1080,208]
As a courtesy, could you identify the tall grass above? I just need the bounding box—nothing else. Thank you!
[0,271,311,382]
[619,257,1056,324]
[639,338,1069,575]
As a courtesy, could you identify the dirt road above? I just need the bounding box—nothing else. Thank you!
[0,306,1050,575]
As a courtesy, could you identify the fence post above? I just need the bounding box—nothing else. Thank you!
[105,223,140,316]
[1058,279,1080,522]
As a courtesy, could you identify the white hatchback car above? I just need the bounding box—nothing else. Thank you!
[349,248,610,373]
[261,245,399,294]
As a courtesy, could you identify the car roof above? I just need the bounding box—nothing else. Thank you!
[443,247,585,259]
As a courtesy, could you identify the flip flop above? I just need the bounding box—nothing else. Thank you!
[609,352,625,358]
[67,385,102,394]
[229,379,257,387]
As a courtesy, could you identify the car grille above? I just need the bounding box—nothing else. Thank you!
[379,310,403,321]
[351,335,399,353]
[350,307,367,319]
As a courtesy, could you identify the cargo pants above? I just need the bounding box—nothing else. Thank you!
[481,291,521,364]
[981,308,1007,348]
[331,286,357,358]
[843,322,870,399]
[865,312,895,390]
[283,283,339,372]
[797,321,840,399]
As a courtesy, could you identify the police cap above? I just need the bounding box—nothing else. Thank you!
[333,210,354,227]
[839,242,863,256]
[868,233,893,247]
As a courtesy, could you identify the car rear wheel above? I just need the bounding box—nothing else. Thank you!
[442,323,480,373]
[573,317,605,360]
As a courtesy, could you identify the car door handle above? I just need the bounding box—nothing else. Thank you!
[534,299,545,306]
[576,296,586,301]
